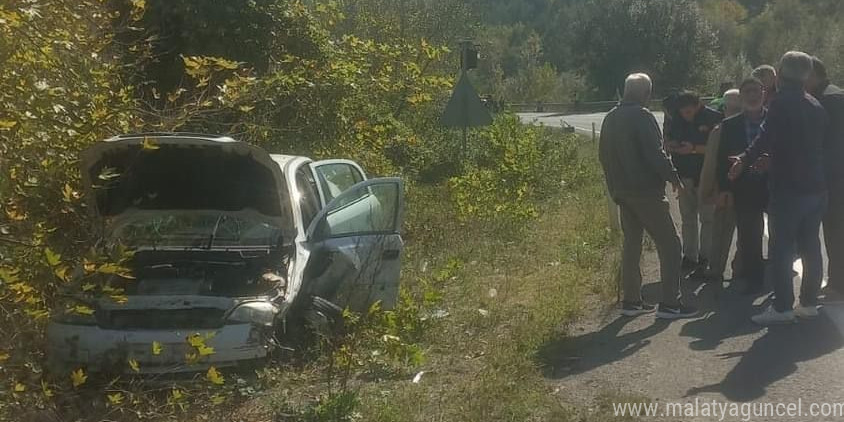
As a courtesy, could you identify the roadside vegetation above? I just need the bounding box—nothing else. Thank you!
[0,1,620,421]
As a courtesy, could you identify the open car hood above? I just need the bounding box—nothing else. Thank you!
[81,135,288,226]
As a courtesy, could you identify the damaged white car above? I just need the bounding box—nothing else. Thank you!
[46,134,404,374]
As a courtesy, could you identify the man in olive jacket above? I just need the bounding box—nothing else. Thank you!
[599,73,698,320]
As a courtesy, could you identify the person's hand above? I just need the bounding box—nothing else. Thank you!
[728,156,745,181]
[675,142,695,155]
[671,180,686,195]
[716,192,733,209]
[752,153,771,173]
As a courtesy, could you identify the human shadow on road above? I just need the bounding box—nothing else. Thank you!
[679,281,766,351]
[536,308,671,379]
[685,312,844,402]
[537,279,710,379]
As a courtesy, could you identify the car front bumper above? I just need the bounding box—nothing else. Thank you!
[46,322,271,374]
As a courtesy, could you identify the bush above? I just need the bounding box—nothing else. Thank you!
[448,114,583,228]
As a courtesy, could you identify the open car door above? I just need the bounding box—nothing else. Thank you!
[303,178,404,311]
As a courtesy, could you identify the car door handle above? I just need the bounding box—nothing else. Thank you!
[382,249,400,260]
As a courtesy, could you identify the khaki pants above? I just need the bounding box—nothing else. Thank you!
[617,194,683,306]
[708,204,736,280]
[678,178,715,262]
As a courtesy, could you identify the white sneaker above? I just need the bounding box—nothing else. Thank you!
[751,305,796,325]
[794,305,820,319]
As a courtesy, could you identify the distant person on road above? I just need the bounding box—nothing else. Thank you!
[730,52,828,325]
[599,73,698,320]
[715,79,770,294]
[752,65,778,107]
[699,89,742,283]
[665,91,724,280]
[807,56,844,302]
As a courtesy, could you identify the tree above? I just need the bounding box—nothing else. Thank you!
[744,0,844,81]
[472,24,585,103]
[571,0,717,97]
[700,0,748,57]
[0,0,455,418]
[331,0,477,46]
[111,0,323,102]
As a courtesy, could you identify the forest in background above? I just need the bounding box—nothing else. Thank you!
[471,0,844,102]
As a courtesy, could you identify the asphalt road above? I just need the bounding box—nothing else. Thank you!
[519,111,665,137]
[525,111,843,422]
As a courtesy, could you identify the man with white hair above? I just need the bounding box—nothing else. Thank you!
[715,79,770,294]
[599,73,698,320]
[730,51,829,325]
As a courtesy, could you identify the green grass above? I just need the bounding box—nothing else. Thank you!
[220,139,619,422]
[350,143,619,422]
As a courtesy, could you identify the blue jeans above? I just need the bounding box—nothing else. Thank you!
[768,191,828,312]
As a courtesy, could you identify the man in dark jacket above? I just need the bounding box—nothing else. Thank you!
[807,56,844,301]
[730,52,829,325]
[600,73,698,320]
[666,92,724,278]
[716,78,769,295]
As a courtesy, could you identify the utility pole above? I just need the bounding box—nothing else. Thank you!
[458,40,479,158]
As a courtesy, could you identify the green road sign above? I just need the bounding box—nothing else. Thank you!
[440,73,493,128]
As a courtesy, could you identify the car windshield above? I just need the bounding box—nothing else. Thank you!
[112,214,281,248]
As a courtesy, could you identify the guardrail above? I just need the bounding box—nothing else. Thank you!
[505,97,716,114]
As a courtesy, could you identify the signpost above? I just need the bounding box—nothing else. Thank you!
[440,40,492,157]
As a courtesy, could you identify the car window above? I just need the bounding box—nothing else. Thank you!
[313,181,400,239]
[295,167,321,227]
[314,163,364,204]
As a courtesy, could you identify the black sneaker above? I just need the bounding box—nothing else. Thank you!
[821,286,844,304]
[656,303,699,320]
[620,301,656,317]
[741,283,766,296]
[686,266,707,282]
[681,257,698,274]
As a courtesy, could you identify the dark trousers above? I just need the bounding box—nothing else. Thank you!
[733,189,766,288]
[769,192,828,311]
[824,187,844,291]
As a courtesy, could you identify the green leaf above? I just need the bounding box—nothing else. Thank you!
[44,248,61,267]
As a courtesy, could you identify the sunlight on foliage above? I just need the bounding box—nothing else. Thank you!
[206,367,225,386]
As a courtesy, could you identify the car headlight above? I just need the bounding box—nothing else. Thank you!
[226,301,280,327]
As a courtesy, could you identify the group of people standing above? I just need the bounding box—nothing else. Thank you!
[599,51,844,325]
